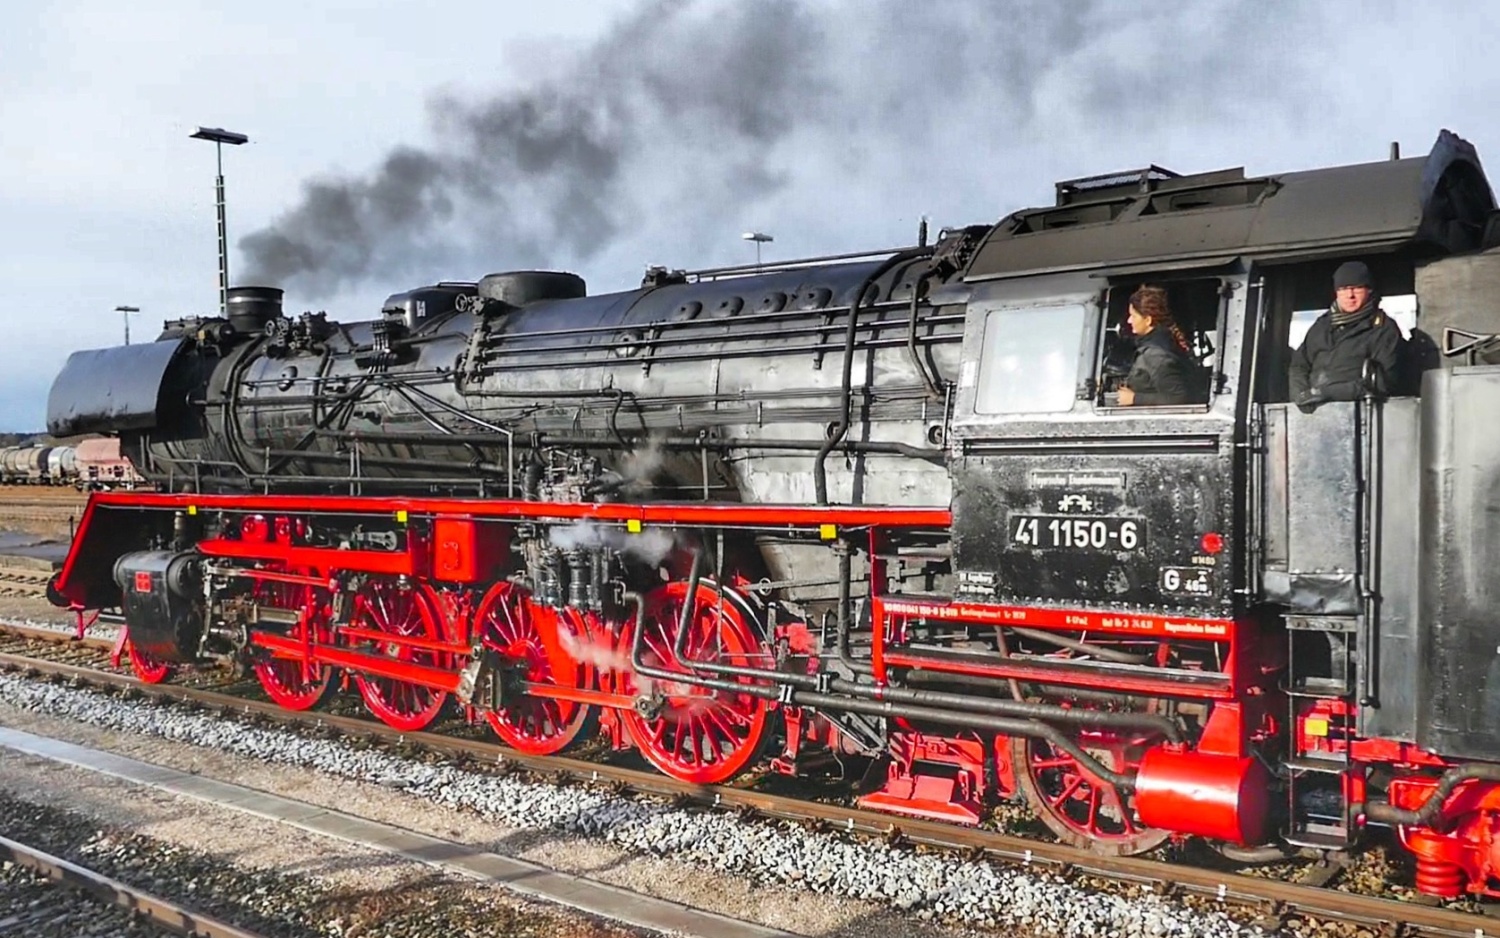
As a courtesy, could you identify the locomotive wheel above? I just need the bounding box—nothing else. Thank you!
[250,567,337,711]
[1010,723,1171,856]
[349,578,450,732]
[125,635,173,684]
[476,582,597,755]
[616,581,771,785]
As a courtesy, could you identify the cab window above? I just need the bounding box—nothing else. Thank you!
[1257,258,1418,402]
[974,303,1087,414]
[1094,278,1220,408]
[1290,293,1416,348]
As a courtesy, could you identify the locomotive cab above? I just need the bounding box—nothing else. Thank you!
[949,263,1244,618]
[934,131,1500,865]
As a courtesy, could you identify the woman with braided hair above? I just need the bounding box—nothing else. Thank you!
[1117,284,1196,406]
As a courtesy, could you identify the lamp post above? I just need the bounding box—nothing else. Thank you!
[741,231,773,270]
[190,126,249,315]
[114,305,140,345]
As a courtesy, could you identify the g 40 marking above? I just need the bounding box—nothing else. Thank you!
[1159,565,1214,596]
[1011,515,1143,551]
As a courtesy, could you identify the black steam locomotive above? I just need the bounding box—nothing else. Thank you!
[46,129,1500,896]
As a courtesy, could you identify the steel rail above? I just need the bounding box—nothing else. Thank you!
[0,567,53,596]
[0,635,1490,937]
[0,621,117,649]
[0,833,272,938]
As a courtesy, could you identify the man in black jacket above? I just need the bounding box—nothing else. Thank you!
[1289,261,1404,413]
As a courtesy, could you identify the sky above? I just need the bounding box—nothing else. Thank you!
[3,0,1499,431]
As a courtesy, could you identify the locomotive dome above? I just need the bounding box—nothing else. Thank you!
[476,270,587,306]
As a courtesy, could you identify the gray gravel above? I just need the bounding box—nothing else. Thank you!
[0,672,1268,938]
[0,855,177,937]
[0,791,645,938]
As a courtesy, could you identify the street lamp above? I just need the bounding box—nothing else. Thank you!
[114,305,140,345]
[741,231,773,270]
[190,126,249,315]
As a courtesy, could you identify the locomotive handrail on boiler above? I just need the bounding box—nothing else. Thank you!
[41,128,1500,897]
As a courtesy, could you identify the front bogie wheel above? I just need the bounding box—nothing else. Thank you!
[125,636,173,684]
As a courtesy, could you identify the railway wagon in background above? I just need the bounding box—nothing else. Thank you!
[73,438,144,490]
[40,130,1500,899]
[0,445,54,485]
[45,446,76,485]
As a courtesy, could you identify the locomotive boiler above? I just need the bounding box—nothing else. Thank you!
[44,129,1500,897]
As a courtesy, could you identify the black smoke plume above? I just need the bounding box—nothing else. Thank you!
[240,0,1311,297]
[240,0,826,294]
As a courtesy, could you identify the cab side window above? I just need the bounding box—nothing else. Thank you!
[1095,278,1219,408]
[1258,260,1420,403]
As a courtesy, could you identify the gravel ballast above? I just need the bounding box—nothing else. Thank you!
[0,850,178,938]
[0,671,1268,938]
[0,791,643,938]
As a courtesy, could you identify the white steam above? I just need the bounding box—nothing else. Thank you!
[546,519,677,566]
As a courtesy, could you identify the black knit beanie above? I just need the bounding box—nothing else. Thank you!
[1333,261,1373,289]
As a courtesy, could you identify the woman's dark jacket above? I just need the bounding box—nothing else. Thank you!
[1125,328,1196,406]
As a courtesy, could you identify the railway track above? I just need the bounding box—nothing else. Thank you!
[0,491,89,507]
[0,565,56,597]
[0,832,271,938]
[0,621,1492,937]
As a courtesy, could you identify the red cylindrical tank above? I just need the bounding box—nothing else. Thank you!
[1133,747,1271,844]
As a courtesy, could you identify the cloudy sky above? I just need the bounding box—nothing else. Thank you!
[2,0,1496,431]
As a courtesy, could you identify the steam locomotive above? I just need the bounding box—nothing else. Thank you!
[45,130,1500,897]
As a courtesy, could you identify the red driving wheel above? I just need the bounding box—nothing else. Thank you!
[250,565,337,711]
[476,582,597,755]
[349,578,450,731]
[615,581,771,785]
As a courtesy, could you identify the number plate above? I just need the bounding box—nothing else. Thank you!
[1010,515,1144,551]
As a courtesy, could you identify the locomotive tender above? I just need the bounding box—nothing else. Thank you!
[44,130,1500,896]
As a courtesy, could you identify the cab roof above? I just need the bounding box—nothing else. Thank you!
[965,130,1495,281]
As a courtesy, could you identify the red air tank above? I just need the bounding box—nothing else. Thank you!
[1133,748,1271,845]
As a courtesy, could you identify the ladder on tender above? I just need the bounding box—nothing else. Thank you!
[1282,615,1358,851]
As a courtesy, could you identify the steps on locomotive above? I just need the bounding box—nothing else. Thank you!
[1282,615,1359,850]
[1283,615,1359,699]
[1283,826,1355,852]
[1284,764,1354,850]
[1283,755,1350,773]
